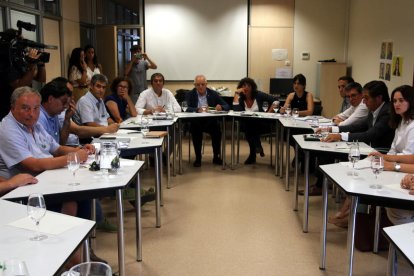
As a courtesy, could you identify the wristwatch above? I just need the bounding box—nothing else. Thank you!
[394,162,401,172]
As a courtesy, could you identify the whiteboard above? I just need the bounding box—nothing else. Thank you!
[145,0,248,81]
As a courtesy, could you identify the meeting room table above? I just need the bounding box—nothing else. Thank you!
[293,134,373,232]
[319,162,414,276]
[1,159,144,276]
[95,130,165,228]
[383,222,414,276]
[0,199,95,275]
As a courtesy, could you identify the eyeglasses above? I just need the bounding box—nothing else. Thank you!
[117,85,128,89]
[348,93,359,99]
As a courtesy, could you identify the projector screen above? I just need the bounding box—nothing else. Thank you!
[144,0,248,81]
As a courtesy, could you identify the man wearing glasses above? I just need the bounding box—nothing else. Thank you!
[185,75,229,167]
[332,82,368,126]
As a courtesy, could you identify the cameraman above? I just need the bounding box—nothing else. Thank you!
[0,29,46,120]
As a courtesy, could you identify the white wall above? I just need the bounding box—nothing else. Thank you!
[347,0,414,90]
[293,0,348,94]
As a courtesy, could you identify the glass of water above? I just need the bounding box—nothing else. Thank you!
[348,143,360,177]
[370,155,384,189]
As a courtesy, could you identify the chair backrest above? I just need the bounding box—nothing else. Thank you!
[313,104,323,115]
[175,89,190,104]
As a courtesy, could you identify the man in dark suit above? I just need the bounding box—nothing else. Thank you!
[185,75,230,167]
[303,80,395,195]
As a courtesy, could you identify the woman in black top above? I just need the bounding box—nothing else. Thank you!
[280,74,314,116]
[233,77,276,164]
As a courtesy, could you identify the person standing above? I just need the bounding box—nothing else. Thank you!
[124,45,157,104]
[185,75,229,167]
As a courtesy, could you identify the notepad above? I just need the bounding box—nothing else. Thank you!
[144,131,168,138]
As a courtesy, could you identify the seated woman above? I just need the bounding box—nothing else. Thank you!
[105,77,137,123]
[330,85,414,227]
[233,77,276,164]
[280,73,314,116]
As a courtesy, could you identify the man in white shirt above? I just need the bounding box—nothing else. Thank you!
[332,82,368,126]
[135,73,181,115]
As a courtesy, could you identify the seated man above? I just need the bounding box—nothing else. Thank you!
[337,76,354,113]
[39,77,119,146]
[0,174,37,196]
[135,72,181,115]
[185,74,229,167]
[73,74,115,127]
[332,82,369,126]
[303,80,395,196]
[0,86,89,206]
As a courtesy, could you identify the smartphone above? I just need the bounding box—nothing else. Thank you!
[134,53,142,59]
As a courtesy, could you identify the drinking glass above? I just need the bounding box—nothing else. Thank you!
[3,259,29,276]
[181,102,188,112]
[370,155,384,189]
[27,193,47,241]
[348,143,360,177]
[262,101,269,112]
[67,152,80,186]
[272,101,280,114]
[69,262,112,276]
[310,117,319,133]
[285,105,292,118]
[141,116,150,144]
[201,104,208,112]
[292,108,299,125]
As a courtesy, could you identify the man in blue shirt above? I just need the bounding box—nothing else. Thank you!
[39,77,118,145]
[185,75,229,167]
[74,74,115,127]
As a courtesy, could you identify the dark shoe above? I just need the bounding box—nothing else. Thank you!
[212,157,222,165]
[128,188,156,207]
[96,218,118,233]
[298,185,322,196]
[90,248,108,264]
[256,145,265,157]
[193,160,201,167]
[244,155,256,165]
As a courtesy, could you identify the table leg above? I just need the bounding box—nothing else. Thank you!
[231,117,235,170]
[319,175,329,270]
[135,172,142,261]
[83,239,90,262]
[280,125,285,178]
[293,142,299,210]
[303,150,310,233]
[347,196,359,276]
[275,120,279,176]
[373,206,381,253]
[178,119,183,175]
[285,128,291,189]
[222,116,226,170]
[172,122,177,177]
[155,147,162,228]
[166,126,171,189]
[116,189,125,276]
[270,122,273,167]
[387,244,397,276]
[236,120,240,164]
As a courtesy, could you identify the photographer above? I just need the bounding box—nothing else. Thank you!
[124,45,157,104]
[0,26,47,120]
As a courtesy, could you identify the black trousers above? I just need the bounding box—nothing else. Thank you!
[239,118,271,156]
[190,118,221,160]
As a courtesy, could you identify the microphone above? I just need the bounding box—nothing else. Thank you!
[16,39,58,50]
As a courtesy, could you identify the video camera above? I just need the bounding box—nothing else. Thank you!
[0,20,57,73]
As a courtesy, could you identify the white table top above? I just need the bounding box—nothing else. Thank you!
[383,222,414,266]
[1,159,144,201]
[175,111,229,119]
[120,116,176,129]
[293,134,374,155]
[0,199,95,275]
[319,163,414,201]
